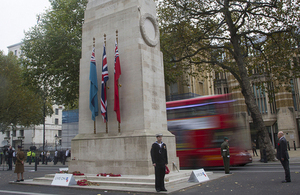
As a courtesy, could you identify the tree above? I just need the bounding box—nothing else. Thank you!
[21,0,88,108]
[0,51,52,132]
[157,0,300,160]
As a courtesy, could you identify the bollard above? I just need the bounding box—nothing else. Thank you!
[35,157,38,171]
[294,141,296,150]
[287,141,290,151]
[263,149,268,163]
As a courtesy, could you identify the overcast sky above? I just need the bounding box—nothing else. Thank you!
[0,0,51,54]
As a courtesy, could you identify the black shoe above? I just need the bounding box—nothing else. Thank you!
[161,189,167,191]
[156,189,161,192]
[282,180,291,183]
[15,180,20,182]
[20,179,24,182]
[225,172,232,174]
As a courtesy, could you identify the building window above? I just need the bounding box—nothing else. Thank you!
[268,82,277,114]
[6,131,10,137]
[12,130,16,137]
[291,79,299,111]
[14,50,17,56]
[224,87,229,94]
[58,130,62,137]
[55,119,59,125]
[55,108,59,115]
[217,88,222,94]
[252,83,268,114]
[19,130,24,137]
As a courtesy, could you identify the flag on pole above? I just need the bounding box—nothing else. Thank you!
[101,44,109,122]
[89,47,99,121]
[114,41,121,123]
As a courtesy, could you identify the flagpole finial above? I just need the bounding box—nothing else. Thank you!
[116,30,119,44]
[93,37,95,47]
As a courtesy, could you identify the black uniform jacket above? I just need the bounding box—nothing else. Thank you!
[277,137,289,160]
[151,142,168,165]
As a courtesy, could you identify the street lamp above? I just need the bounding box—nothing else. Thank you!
[54,134,58,150]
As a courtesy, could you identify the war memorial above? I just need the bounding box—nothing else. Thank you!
[69,0,179,175]
[10,1,225,192]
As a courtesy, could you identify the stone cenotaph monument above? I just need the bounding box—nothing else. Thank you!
[69,0,179,175]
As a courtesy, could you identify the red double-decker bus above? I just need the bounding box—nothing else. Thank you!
[167,94,252,168]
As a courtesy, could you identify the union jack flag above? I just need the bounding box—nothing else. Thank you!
[101,44,109,122]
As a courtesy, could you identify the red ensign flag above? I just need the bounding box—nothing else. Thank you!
[114,41,121,123]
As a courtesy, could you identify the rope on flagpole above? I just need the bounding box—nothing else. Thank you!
[93,37,96,134]
[104,34,108,134]
[116,30,121,134]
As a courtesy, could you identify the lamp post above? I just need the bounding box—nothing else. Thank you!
[55,134,58,151]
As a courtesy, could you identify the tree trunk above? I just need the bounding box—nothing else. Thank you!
[224,0,275,160]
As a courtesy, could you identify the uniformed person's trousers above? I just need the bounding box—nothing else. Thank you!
[222,157,230,174]
[280,159,291,181]
[154,165,166,190]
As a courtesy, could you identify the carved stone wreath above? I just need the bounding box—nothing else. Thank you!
[140,13,159,47]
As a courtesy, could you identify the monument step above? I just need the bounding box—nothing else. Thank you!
[32,171,210,189]
[43,170,205,183]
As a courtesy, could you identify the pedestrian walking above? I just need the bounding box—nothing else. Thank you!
[54,150,58,165]
[150,134,168,192]
[14,145,25,182]
[277,131,291,183]
[221,137,231,174]
[13,150,16,164]
[7,146,14,171]
[252,140,258,156]
[64,149,69,165]
[46,151,50,162]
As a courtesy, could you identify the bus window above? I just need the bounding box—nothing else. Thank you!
[167,103,217,120]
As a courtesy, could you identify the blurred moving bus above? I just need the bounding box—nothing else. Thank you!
[167,94,252,168]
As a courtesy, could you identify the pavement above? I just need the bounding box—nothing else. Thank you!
[0,149,299,195]
[250,148,300,163]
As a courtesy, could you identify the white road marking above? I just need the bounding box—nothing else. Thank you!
[0,190,57,195]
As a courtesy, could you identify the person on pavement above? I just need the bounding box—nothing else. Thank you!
[151,133,168,192]
[15,145,25,182]
[7,146,14,171]
[252,140,258,156]
[221,137,231,174]
[277,131,291,183]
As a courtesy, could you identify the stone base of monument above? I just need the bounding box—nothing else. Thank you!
[68,133,180,175]
[9,170,228,193]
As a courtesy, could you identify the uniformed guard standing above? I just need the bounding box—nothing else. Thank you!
[150,134,168,192]
[221,137,231,174]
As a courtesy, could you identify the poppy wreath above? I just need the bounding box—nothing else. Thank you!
[77,179,100,186]
[97,173,121,177]
[73,171,85,176]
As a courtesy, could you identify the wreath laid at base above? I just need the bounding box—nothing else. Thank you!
[73,171,85,176]
[77,179,99,186]
[97,173,121,177]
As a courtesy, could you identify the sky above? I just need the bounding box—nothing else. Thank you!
[0,0,51,54]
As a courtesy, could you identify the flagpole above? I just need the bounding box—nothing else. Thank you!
[116,30,121,134]
[104,34,108,134]
[93,37,96,134]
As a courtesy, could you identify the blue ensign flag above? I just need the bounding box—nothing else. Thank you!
[89,47,99,121]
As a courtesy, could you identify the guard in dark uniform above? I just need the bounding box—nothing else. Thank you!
[151,134,168,192]
[277,131,291,183]
[221,137,231,174]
